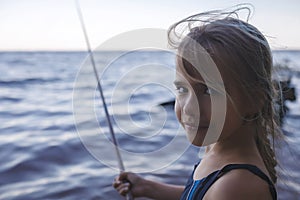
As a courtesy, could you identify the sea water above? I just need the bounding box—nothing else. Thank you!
[0,51,299,199]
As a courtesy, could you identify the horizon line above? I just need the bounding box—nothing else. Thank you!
[1,48,300,52]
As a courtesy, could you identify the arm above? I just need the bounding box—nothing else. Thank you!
[113,172,184,200]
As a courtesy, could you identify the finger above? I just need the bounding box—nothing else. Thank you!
[113,172,133,192]
[114,176,119,182]
[112,180,122,188]
[119,184,130,196]
[116,182,130,191]
[116,182,130,195]
[118,171,129,181]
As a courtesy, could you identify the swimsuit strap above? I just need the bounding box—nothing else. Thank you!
[199,164,277,199]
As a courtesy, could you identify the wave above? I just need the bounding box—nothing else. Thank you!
[0,110,72,118]
[0,138,90,186]
[0,96,22,102]
[0,77,62,87]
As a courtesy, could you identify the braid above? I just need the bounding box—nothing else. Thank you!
[255,122,278,183]
[255,86,280,183]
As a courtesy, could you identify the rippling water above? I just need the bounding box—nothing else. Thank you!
[0,51,299,199]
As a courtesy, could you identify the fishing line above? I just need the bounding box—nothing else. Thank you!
[75,1,133,199]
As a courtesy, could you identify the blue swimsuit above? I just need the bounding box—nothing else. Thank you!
[180,163,277,200]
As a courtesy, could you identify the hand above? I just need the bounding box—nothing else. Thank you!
[113,172,147,198]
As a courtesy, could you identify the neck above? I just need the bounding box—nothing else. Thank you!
[205,122,260,161]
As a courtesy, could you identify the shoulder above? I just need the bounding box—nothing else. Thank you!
[204,168,273,200]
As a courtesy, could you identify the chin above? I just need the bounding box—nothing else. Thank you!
[186,132,205,147]
[191,140,204,147]
[187,129,220,147]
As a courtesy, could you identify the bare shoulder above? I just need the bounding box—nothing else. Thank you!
[204,168,273,200]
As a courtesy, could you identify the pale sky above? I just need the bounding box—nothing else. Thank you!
[1,0,299,51]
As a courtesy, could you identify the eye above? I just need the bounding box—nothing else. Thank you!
[175,86,188,94]
[204,87,212,95]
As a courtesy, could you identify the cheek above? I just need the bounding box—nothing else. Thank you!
[199,97,211,120]
[218,101,244,140]
[174,99,182,122]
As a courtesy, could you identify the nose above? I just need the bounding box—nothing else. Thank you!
[182,92,199,117]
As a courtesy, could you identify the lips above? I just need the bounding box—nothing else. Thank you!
[184,123,198,131]
[181,116,209,131]
[182,122,208,131]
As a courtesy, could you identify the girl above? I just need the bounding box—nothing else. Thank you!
[113,6,279,200]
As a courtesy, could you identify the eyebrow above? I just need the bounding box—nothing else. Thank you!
[173,81,184,85]
[173,80,207,87]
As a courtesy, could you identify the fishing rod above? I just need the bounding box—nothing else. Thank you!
[75,1,133,199]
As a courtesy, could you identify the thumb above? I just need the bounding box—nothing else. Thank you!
[118,171,131,182]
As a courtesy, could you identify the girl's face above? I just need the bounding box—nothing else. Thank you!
[174,57,247,146]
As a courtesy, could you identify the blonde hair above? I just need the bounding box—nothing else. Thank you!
[168,5,281,183]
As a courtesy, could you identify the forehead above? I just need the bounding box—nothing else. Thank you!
[176,49,238,85]
[175,54,220,84]
[175,54,236,97]
[175,59,203,85]
[176,56,199,76]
